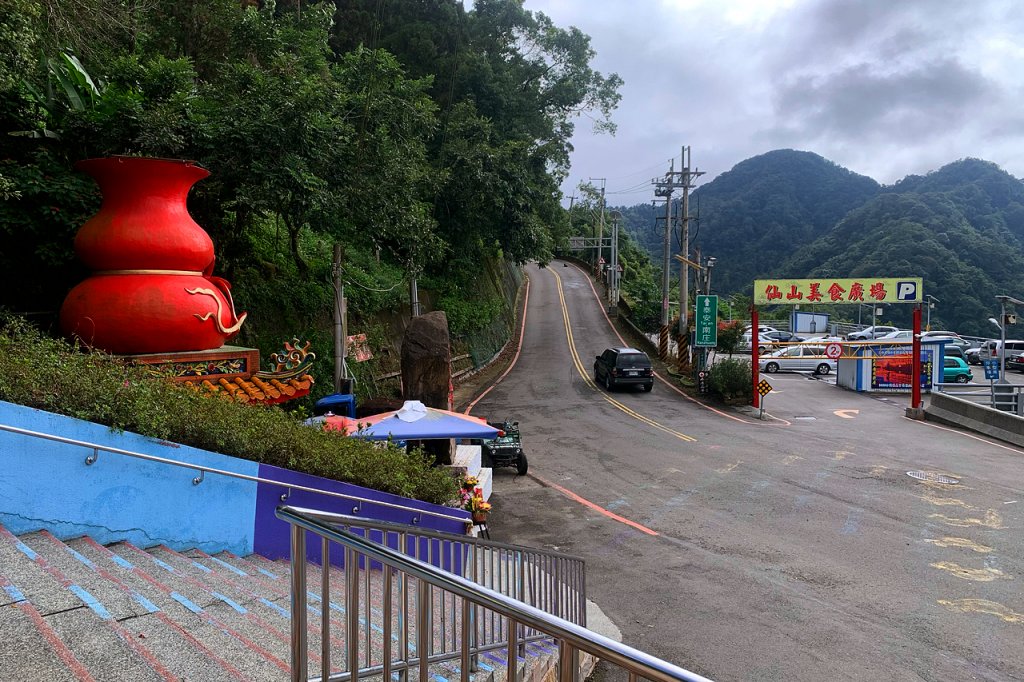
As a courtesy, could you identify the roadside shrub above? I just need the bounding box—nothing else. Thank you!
[717,320,746,356]
[0,317,460,505]
[707,357,753,404]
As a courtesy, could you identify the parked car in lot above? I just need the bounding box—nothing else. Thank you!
[758,345,836,375]
[593,347,654,392]
[739,332,772,354]
[942,356,973,383]
[847,325,900,340]
[938,345,967,362]
[1007,353,1024,372]
[761,330,805,344]
[922,330,960,338]
[966,346,983,365]
[878,330,914,341]
[980,339,1024,361]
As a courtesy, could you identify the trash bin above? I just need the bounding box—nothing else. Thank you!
[314,393,356,418]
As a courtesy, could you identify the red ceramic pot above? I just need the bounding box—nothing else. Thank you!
[72,157,215,272]
[61,273,245,354]
[60,156,246,354]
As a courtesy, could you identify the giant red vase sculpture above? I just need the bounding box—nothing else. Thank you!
[60,156,246,354]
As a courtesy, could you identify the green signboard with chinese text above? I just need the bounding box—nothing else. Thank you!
[695,295,718,347]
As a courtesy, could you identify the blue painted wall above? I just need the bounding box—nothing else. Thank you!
[0,401,468,561]
[0,401,259,554]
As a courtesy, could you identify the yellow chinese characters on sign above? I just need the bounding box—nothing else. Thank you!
[753,278,922,305]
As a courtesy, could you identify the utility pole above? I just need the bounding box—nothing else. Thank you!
[677,146,704,371]
[589,178,606,275]
[333,244,348,393]
[409,274,421,317]
[609,211,621,305]
[654,159,682,360]
[599,182,607,283]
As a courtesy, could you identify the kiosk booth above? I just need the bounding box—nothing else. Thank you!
[835,338,947,393]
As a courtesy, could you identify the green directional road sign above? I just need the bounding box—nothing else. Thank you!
[695,295,718,347]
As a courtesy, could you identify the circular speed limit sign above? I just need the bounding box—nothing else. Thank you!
[825,342,842,360]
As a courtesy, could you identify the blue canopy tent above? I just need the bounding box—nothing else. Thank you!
[353,400,499,441]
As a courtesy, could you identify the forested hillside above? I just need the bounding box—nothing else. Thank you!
[0,0,621,397]
[619,151,1024,336]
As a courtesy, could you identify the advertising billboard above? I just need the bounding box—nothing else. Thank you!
[753,278,922,305]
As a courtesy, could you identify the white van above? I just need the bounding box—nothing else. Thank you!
[979,339,1024,361]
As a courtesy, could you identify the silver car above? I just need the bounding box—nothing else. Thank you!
[759,345,836,375]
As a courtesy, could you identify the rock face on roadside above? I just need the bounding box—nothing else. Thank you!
[401,311,452,410]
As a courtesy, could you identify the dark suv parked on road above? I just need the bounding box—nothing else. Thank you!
[594,347,653,392]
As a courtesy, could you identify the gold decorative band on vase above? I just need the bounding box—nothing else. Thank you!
[94,269,207,276]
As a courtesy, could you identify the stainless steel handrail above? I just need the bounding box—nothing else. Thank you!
[0,422,469,523]
[278,505,713,682]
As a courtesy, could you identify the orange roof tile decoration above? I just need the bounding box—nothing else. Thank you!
[140,338,317,406]
[184,374,315,404]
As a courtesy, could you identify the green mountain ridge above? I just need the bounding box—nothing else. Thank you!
[617,150,1024,336]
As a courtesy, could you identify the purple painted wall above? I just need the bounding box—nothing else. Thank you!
[255,462,470,566]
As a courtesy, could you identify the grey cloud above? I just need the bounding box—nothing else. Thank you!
[771,58,997,141]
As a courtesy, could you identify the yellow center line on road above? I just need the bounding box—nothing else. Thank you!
[552,268,696,443]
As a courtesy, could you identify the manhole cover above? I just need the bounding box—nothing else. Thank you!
[907,470,960,485]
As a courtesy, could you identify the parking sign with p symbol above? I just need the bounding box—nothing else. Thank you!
[896,280,919,301]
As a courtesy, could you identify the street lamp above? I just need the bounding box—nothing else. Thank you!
[925,294,939,331]
[994,295,1024,383]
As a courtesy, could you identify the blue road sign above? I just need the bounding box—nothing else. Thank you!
[983,359,1000,381]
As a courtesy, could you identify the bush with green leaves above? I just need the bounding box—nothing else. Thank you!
[707,358,753,404]
[0,317,459,506]
[716,320,746,356]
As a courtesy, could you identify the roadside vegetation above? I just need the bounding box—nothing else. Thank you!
[0,317,460,505]
[707,357,753,404]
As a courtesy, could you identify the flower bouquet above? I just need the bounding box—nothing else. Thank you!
[462,486,492,523]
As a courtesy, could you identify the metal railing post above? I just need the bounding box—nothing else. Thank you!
[461,596,471,682]
[290,526,308,682]
[508,618,519,682]
[384,558,394,682]
[346,546,360,682]
[417,578,430,682]
[399,531,409,682]
[321,537,331,682]
[558,639,578,682]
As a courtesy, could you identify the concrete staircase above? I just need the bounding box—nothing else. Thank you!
[0,523,559,681]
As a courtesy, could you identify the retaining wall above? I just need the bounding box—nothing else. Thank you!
[0,401,469,564]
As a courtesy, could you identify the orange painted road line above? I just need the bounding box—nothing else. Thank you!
[533,473,659,536]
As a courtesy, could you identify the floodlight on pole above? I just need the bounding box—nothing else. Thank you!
[925,294,939,330]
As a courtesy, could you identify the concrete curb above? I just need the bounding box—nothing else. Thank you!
[925,392,1024,449]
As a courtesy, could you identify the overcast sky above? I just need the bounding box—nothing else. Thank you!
[524,0,1024,205]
